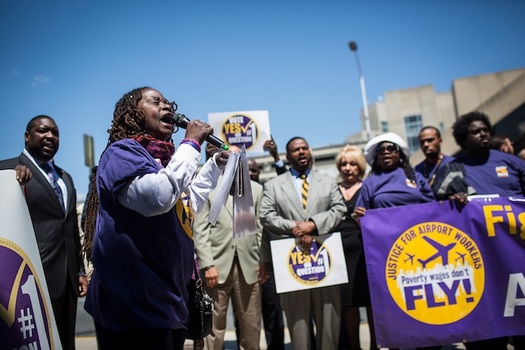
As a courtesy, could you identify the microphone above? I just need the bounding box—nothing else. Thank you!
[172,113,229,151]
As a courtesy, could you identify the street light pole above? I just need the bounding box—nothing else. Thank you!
[349,41,371,141]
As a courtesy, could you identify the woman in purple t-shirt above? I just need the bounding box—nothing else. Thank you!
[354,132,436,350]
[83,87,229,350]
[356,132,434,212]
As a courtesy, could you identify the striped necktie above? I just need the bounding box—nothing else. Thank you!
[300,173,308,210]
[41,162,65,210]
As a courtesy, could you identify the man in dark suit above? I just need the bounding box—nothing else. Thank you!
[0,115,88,350]
[260,136,346,350]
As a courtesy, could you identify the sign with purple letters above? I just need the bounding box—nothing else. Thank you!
[361,197,525,348]
[0,170,62,350]
[271,232,348,294]
[208,110,271,153]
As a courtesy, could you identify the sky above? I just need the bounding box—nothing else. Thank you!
[1,0,524,199]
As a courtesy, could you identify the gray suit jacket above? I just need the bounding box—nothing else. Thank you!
[194,179,263,285]
[0,153,82,299]
[259,170,346,263]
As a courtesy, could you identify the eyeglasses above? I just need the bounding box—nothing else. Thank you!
[376,144,399,155]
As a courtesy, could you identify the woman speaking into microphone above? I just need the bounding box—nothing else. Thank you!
[83,87,229,349]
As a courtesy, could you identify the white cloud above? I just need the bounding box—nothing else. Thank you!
[32,75,50,87]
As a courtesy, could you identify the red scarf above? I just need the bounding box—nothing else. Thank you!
[133,134,175,168]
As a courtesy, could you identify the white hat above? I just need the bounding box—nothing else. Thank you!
[364,132,409,165]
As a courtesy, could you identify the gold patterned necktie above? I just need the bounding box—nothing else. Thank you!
[300,173,308,210]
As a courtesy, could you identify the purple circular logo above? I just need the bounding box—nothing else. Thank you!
[221,114,259,150]
[287,240,332,284]
[0,238,55,349]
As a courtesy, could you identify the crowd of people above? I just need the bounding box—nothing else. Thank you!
[2,91,525,350]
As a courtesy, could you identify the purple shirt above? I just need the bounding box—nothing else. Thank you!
[85,139,195,331]
[414,154,454,182]
[460,149,525,196]
[357,167,435,209]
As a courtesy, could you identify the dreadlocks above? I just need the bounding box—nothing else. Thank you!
[81,87,149,263]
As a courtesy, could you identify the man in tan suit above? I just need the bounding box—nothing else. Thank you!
[260,136,346,350]
[194,145,263,350]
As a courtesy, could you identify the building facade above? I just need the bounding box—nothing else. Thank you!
[253,67,525,181]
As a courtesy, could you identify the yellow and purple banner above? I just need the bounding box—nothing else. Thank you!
[0,170,62,349]
[361,197,525,348]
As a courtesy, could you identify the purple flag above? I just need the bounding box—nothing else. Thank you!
[361,197,525,348]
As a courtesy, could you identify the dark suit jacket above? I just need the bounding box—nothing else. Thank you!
[0,152,82,299]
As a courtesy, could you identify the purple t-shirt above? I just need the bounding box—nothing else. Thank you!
[357,167,435,209]
[84,139,195,331]
[414,154,454,181]
[460,149,525,196]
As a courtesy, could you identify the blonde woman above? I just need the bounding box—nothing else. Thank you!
[333,145,375,350]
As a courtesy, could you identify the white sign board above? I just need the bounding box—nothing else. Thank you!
[270,232,348,294]
[208,110,271,153]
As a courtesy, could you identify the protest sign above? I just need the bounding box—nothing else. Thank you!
[271,232,348,294]
[208,110,270,153]
[361,197,525,348]
[0,170,62,350]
